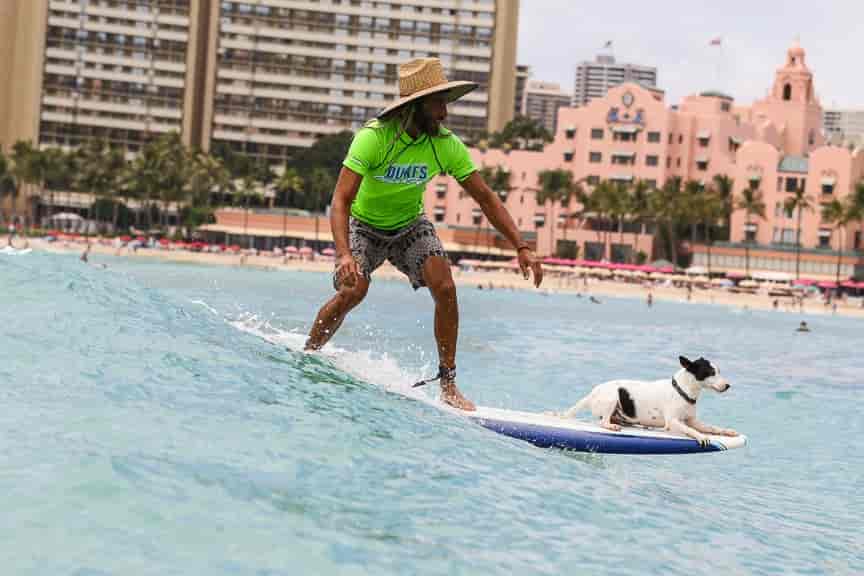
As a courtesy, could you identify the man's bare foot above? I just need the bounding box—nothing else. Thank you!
[440,380,476,411]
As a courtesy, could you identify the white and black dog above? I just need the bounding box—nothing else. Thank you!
[556,356,739,446]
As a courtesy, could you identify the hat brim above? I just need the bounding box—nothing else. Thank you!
[376,81,478,119]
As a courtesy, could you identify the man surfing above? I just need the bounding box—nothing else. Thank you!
[305,58,543,411]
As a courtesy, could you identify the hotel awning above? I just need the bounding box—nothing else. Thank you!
[729,135,743,144]
[695,156,709,163]
[433,206,446,215]
[743,223,758,232]
[611,125,640,134]
[821,177,837,186]
[819,229,832,238]
[698,130,711,139]
[610,174,634,181]
[612,151,636,157]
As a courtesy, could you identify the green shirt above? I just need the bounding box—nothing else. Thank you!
[343,118,476,230]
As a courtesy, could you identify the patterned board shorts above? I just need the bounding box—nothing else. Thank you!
[334,215,446,290]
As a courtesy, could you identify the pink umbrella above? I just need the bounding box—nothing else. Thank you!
[285,246,299,253]
[817,281,838,289]
[792,278,816,286]
[322,247,336,256]
[840,280,858,288]
[299,246,313,254]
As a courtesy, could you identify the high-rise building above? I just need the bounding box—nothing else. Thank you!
[824,109,864,148]
[573,54,657,107]
[1,0,519,164]
[522,80,571,135]
[0,0,205,154]
[514,64,530,118]
[201,0,520,163]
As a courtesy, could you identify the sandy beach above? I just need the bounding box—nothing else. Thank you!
[25,236,864,319]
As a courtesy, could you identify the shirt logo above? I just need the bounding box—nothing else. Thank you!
[374,163,429,185]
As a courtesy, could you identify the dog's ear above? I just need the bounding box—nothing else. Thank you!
[679,356,691,369]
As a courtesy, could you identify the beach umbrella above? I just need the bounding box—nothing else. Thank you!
[322,247,336,256]
[817,281,838,289]
[739,280,759,288]
[285,246,299,253]
[299,246,313,254]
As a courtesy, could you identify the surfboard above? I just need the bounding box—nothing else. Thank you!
[222,317,747,455]
[467,406,747,454]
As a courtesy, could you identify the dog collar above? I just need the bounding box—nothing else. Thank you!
[672,378,696,405]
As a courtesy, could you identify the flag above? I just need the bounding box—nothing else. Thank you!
[709,37,722,46]
[603,40,613,49]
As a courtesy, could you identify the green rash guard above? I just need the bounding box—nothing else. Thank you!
[342,118,477,230]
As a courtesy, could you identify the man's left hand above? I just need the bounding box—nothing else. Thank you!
[518,248,543,288]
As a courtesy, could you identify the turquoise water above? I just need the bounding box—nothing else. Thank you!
[1,251,861,575]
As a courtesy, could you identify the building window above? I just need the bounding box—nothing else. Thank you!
[645,179,657,188]
[534,214,545,228]
[591,128,604,140]
[434,208,445,223]
[676,158,681,167]
[646,155,659,167]
[472,208,482,226]
[744,223,758,243]
[721,102,731,112]
[785,177,799,193]
[777,177,783,192]
[587,175,600,186]
[666,157,671,168]
[678,134,683,144]
[783,83,792,101]
[699,138,709,148]
[818,229,831,249]
[589,151,602,163]
[565,126,576,139]
[696,159,708,171]
[822,183,835,195]
[564,151,574,162]
[647,131,661,143]
[668,133,674,144]
[612,154,635,166]
[855,230,862,250]
[435,183,447,199]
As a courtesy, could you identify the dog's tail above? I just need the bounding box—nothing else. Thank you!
[560,391,594,419]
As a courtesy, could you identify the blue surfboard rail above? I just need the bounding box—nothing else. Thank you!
[467,408,746,455]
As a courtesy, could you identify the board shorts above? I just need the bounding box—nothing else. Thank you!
[334,215,446,290]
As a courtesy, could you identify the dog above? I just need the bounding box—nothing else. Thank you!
[556,356,739,446]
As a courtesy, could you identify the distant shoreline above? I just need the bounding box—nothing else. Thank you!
[27,237,864,320]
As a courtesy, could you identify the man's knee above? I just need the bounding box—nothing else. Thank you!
[336,280,369,310]
[428,273,457,303]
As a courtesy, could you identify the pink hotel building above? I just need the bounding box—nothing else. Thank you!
[426,43,864,278]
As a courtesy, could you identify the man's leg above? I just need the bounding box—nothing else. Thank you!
[304,278,370,350]
[423,256,475,411]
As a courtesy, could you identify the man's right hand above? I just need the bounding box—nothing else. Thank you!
[335,254,360,289]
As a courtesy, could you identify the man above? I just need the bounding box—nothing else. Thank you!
[304,58,543,411]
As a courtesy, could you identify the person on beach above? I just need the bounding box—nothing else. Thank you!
[796,321,810,333]
[304,58,543,411]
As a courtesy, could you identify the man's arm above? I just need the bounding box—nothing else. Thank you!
[459,171,543,287]
[330,166,363,258]
[330,167,364,287]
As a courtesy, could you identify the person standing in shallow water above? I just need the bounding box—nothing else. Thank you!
[304,58,544,411]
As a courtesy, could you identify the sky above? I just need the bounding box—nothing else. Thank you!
[517,0,864,109]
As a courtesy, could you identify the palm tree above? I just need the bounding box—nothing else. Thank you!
[783,186,815,279]
[711,174,735,240]
[609,182,632,263]
[694,188,725,276]
[735,184,767,277]
[536,169,573,255]
[274,167,304,250]
[11,141,46,228]
[0,149,18,225]
[305,167,334,245]
[649,177,686,268]
[821,198,858,284]
[237,173,261,249]
[628,179,653,262]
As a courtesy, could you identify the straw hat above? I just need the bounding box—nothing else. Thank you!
[377,58,478,118]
